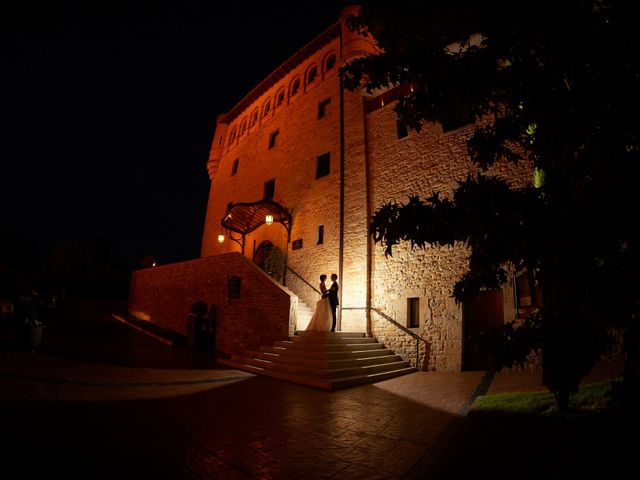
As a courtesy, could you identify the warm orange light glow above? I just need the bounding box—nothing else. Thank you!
[218,234,225,243]
[265,214,274,225]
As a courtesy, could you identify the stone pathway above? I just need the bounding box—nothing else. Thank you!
[1,347,485,478]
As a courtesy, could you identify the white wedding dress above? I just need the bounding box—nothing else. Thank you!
[305,283,332,332]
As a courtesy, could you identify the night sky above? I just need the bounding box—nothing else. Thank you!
[1,0,349,267]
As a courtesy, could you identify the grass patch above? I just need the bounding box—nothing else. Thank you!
[475,378,619,414]
[431,378,634,479]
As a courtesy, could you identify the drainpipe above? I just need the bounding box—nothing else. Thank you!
[363,101,372,337]
[338,27,345,332]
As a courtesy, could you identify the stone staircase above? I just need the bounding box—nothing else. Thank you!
[219,331,415,389]
[295,301,314,331]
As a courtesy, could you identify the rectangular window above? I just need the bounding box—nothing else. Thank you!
[318,98,331,119]
[316,152,330,179]
[264,178,275,200]
[317,225,324,245]
[396,119,409,139]
[268,129,279,149]
[407,297,420,328]
[231,158,239,176]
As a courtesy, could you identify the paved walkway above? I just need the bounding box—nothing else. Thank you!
[0,299,622,479]
[1,348,485,479]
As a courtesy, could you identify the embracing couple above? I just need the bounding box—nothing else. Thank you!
[305,273,339,332]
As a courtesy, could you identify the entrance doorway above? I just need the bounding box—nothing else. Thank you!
[253,240,273,268]
[463,289,504,370]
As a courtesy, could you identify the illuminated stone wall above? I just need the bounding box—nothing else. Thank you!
[366,105,531,370]
[201,34,343,312]
[187,7,534,371]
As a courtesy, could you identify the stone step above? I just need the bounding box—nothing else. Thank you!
[297,331,365,338]
[230,355,410,380]
[247,350,402,370]
[226,328,414,389]
[259,345,393,360]
[219,358,416,390]
[330,367,417,389]
[273,340,384,352]
[290,335,378,345]
[218,358,333,389]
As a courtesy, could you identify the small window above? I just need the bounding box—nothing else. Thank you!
[275,89,285,107]
[263,100,272,118]
[229,127,237,145]
[408,297,420,328]
[317,225,324,245]
[231,159,239,176]
[396,119,409,139]
[264,179,275,200]
[249,109,259,127]
[239,120,247,136]
[307,66,318,85]
[290,78,300,96]
[318,98,331,119]
[316,152,330,179]
[325,54,336,71]
[268,129,279,149]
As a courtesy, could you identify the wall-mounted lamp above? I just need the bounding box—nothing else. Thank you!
[218,234,225,243]
[265,214,274,226]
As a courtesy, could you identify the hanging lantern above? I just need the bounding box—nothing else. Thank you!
[217,234,225,243]
[265,214,274,225]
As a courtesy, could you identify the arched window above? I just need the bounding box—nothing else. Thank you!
[306,65,318,85]
[290,77,301,97]
[263,99,272,118]
[324,53,337,72]
[239,118,247,136]
[249,109,259,128]
[275,88,285,107]
[228,127,237,145]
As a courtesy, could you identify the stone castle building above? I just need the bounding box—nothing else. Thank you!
[129,6,532,372]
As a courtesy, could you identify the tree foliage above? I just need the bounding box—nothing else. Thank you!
[344,0,640,411]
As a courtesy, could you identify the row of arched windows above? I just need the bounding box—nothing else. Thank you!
[227,52,338,148]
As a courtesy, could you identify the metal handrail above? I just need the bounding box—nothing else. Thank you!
[370,307,427,369]
[285,266,322,295]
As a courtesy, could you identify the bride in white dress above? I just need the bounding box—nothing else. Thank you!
[305,275,332,332]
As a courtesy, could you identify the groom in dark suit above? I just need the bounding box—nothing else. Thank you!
[328,273,339,332]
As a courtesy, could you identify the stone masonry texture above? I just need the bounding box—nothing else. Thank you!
[130,7,534,371]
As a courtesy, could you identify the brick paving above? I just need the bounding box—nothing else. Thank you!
[0,298,551,479]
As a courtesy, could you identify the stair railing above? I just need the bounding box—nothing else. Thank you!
[370,308,428,369]
[285,268,426,369]
[285,266,322,295]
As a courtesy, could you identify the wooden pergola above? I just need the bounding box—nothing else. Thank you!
[220,199,292,255]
